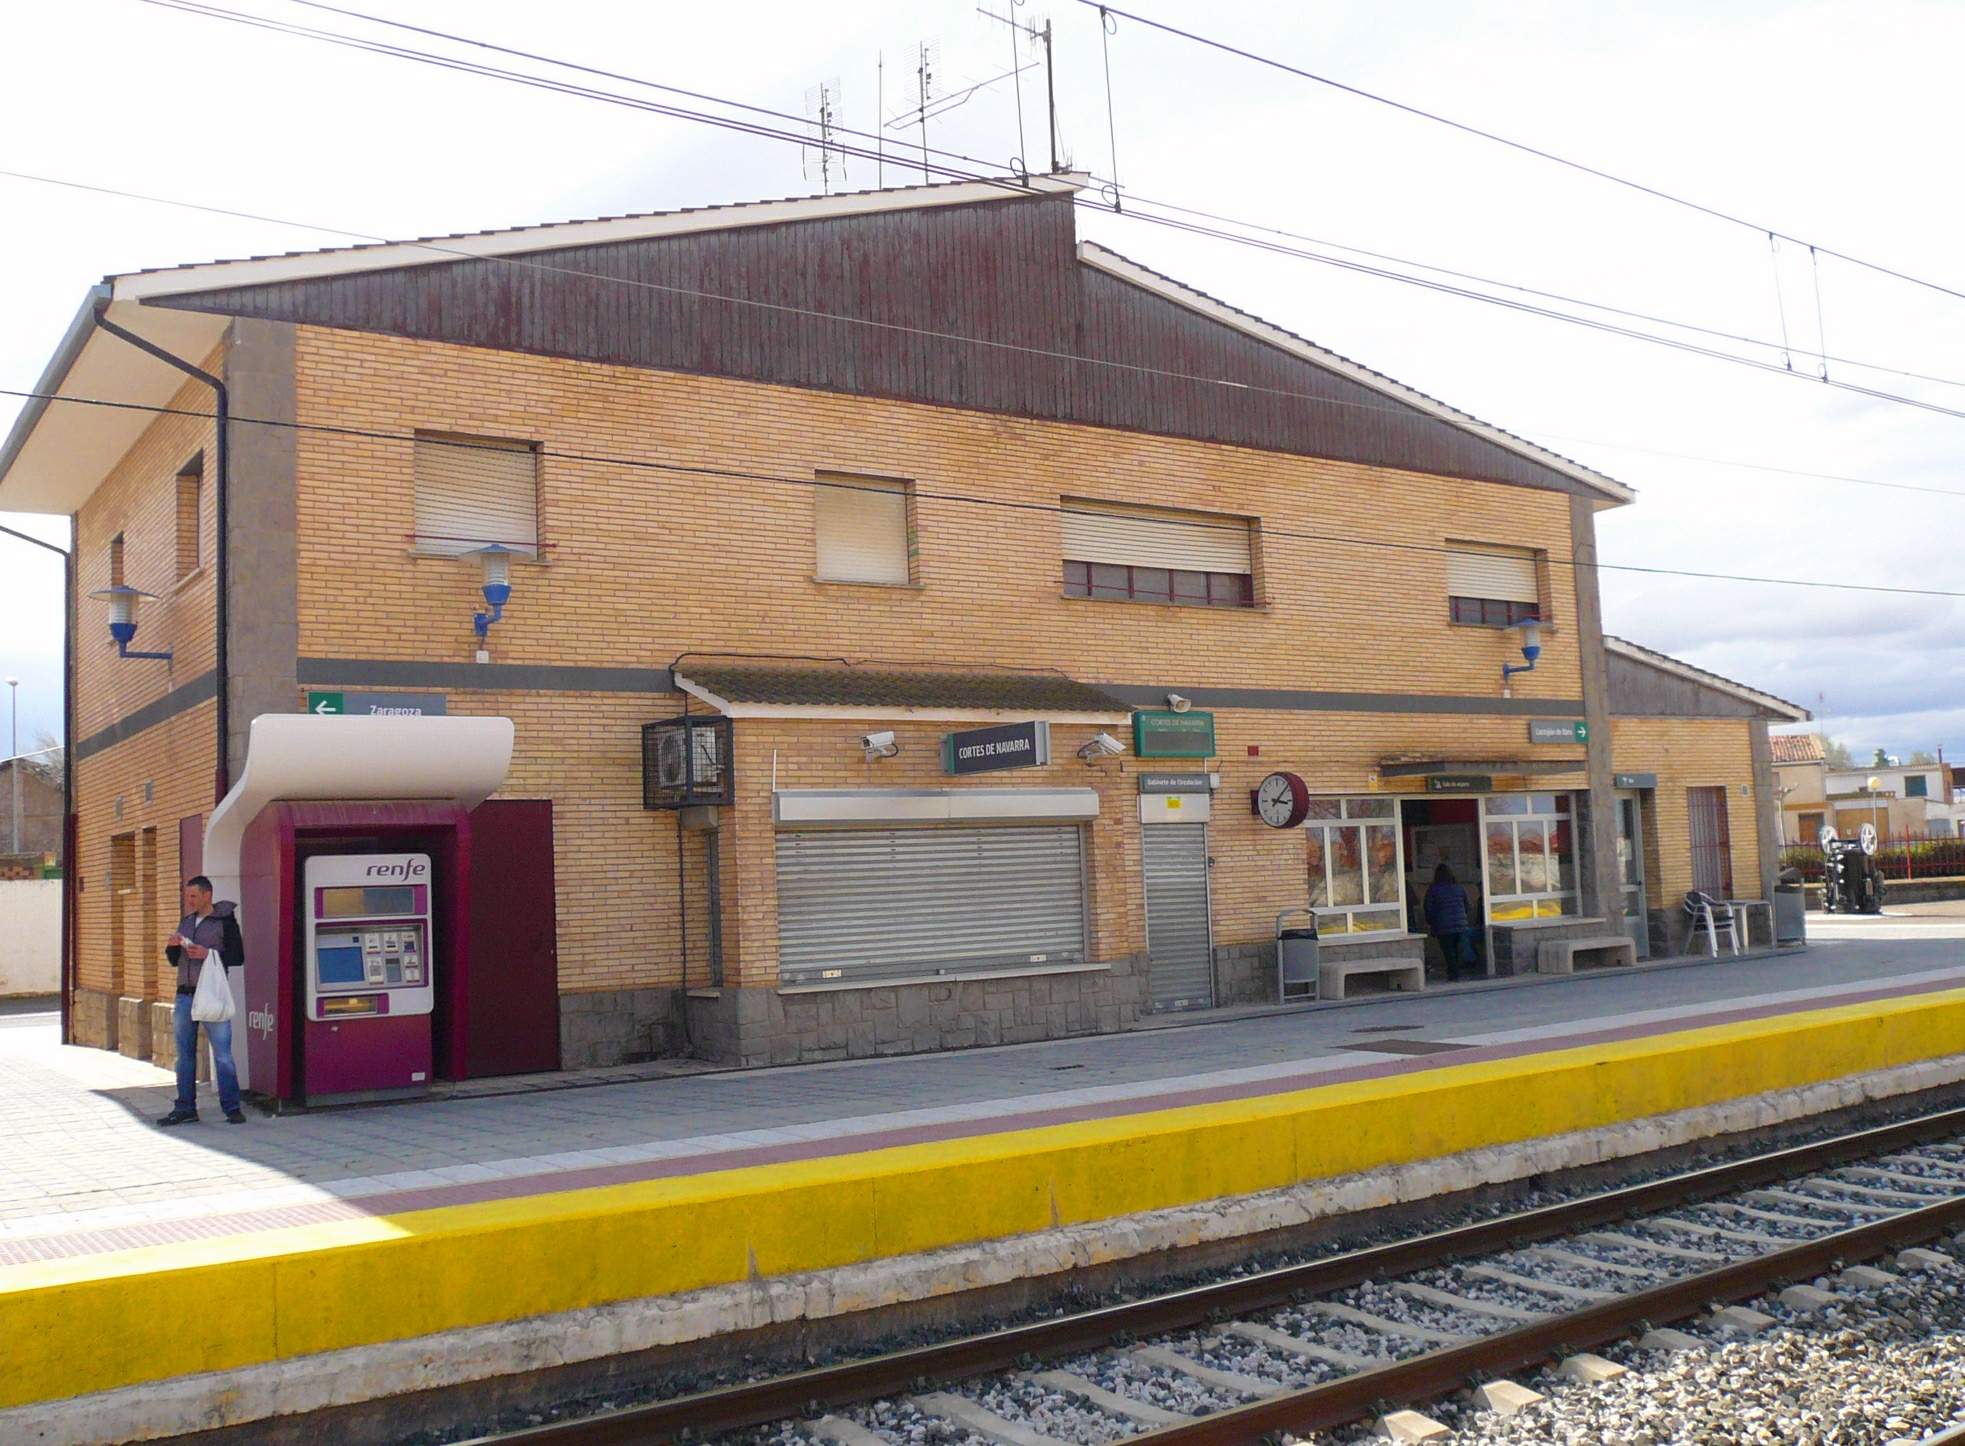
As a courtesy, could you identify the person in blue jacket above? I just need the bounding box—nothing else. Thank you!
[1423,861,1477,983]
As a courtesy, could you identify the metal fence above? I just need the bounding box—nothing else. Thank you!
[1780,832,1965,883]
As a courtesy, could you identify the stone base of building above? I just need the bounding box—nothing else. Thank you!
[680,955,1146,1069]
[558,988,680,1069]
[116,996,154,1060]
[70,987,116,1050]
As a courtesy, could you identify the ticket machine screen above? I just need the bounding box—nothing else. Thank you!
[302,853,436,1022]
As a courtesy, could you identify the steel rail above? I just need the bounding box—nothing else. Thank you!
[460,1105,1965,1444]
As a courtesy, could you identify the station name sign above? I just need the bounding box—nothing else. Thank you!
[942,720,1050,775]
[1132,710,1216,759]
[1426,774,1493,794]
[1527,718,1589,744]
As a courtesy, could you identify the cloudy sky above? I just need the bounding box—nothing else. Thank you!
[4,0,1963,759]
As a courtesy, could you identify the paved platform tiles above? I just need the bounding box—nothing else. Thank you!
[4,927,1965,1423]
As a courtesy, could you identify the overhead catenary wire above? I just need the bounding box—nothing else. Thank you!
[128,0,1965,403]
[8,167,1965,504]
[1082,1,1965,308]
[9,384,1965,601]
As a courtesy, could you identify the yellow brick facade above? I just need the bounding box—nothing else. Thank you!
[1610,716,1762,930]
[52,315,1777,1071]
[69,360,222,1055]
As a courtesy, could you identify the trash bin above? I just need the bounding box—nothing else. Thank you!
[1276,909,1320,1002]
[1774,867,1806,946]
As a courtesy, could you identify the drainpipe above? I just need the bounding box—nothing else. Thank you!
[0,521,72,1041]
[91,309,230,802]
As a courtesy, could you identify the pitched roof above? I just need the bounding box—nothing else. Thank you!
[672,661,1130,719]
[1604,636,1809,721]
[1769,733,1826,765]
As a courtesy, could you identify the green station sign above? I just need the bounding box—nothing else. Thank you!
[1132,710,1216,759]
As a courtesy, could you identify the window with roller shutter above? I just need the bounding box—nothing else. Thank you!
[412,431,540,557]
[1060,499,1254,607]
[1446,541,1544,628]
[814,474,913,585]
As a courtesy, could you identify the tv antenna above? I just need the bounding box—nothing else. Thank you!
[977,6,1059,172]
[803,78,846,194]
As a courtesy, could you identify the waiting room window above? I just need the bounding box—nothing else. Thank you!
[1486,793,1577,921]
[413,432,539,557]
[1906,774,1929,798]
[175,454,202,579]
[1061,499,1254,608]
[1447,542,1543,627]
[814,474,913,585]
[1687,786,1734,896]
[1304,797,1404,936]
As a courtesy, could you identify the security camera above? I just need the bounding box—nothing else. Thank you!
[1077,731,1125,761]
[861,730,899,760]
[1167,693,1192,713]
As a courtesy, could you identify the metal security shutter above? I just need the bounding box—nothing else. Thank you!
[413,432,539,557]
[1143,824,1213,1011]
[776,825,1086,985]
[815,476,911,584]
[1446,543,1538,602]
[1061,500,1252,574]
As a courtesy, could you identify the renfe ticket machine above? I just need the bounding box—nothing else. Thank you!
[302,853,436,1095]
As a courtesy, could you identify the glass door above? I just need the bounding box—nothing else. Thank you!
[1616,790,1650,959]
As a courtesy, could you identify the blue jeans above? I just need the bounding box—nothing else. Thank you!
[173,992,241,1115]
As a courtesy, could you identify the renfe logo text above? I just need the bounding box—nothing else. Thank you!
[365,859,429,880]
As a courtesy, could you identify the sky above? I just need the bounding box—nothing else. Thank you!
[4,0,1964,760]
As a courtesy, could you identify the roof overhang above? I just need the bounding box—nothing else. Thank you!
[1076,242,1636,508]
[112,172,1089,303]
[1604,637,1810,721]
[0,295,229,515]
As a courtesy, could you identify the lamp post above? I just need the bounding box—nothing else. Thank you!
[1868,774,1883,844]
[5,676,17,856]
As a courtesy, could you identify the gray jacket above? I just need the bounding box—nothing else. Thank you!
[168,901,236,990]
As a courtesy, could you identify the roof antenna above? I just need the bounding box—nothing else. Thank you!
[915,40,938,184]
[876,51,884,187]
[803,79,845,195]
[978,5,1060,174]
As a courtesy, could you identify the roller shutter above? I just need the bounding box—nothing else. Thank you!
[776,825,1087,985]
[1142,824,1213,1010]
[413,432,539,556]
[1061,500,1252,574]
[1446,543,1538,603]
[815,476,911,584]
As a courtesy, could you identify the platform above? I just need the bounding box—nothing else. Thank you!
[6,927,1965,1437]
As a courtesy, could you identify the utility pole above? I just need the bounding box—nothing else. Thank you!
[5,676,16,854]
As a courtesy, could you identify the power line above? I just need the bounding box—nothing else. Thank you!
[10,165,1965,504]
[1085,1,1965,307]
[121,0,1965,426]
[8,385,1965,600]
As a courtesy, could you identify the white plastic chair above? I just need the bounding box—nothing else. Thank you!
[1683,891,1739,957]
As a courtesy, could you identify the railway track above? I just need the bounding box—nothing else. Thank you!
[455,1107,1965,1446]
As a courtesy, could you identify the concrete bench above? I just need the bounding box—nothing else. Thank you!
[1319,953,1426,1000]
[1537,934,1637,975]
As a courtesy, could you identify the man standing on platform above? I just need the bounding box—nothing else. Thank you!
[156,875,246,1126]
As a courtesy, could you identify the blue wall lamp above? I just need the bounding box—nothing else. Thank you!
[468,543,514,642]
[90,584,172,663]
[1501,617,1542,684]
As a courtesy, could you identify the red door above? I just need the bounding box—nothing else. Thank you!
[464,799,561,1077]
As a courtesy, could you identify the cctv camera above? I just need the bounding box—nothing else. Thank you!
[861,729,899,760]
[1077,731,1125,760]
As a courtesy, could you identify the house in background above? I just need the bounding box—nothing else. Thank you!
[1824,759,1961,838]
[1771,733,1829,844]
[0,756,63,866]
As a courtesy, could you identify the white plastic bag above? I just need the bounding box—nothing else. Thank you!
[190,953,236,1023]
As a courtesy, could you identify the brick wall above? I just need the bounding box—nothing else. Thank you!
[1610,716,1762,953]
[69,358,220,1053]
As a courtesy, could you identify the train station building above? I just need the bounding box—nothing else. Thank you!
[0,171,1805,1091]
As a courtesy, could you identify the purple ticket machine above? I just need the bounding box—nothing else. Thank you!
[302,852,436,1097]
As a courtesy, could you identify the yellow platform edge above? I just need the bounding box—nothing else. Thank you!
[7,986,1963,1410]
